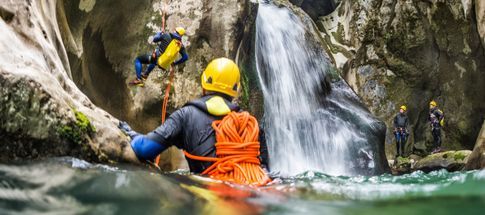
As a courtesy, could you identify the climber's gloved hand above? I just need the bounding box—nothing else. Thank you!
[118,121,140,139]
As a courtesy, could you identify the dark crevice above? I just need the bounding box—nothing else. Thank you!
[72,25,130,120]
[289,0,337,20]
[0,6,15,23]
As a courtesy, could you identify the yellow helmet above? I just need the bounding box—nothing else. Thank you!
[201,58,240,97]
[430,100,437,107]
[400,105,407,111]
[175,27,185,36]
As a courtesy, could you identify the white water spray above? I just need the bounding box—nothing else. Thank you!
[255,3,382,176]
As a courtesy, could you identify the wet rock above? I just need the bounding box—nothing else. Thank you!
[465,120,485,170]
[413,150,472,173]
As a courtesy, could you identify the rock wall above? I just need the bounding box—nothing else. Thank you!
[310,0,485,158]
[58,0,248,132]
[465,120,485,169]
[0,0,258,169]
[57,0,252,169]
[0,1,137,163]
[476,0,485,49]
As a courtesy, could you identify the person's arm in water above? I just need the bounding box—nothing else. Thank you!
[174,46,188,65]
[119,109,185,161]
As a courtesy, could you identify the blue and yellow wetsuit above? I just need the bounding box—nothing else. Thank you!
[134,32,189,80]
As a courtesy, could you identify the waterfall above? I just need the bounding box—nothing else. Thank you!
[255,3,386,176]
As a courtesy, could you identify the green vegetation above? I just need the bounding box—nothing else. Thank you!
[453,151,468,161]
[59,109,96,144]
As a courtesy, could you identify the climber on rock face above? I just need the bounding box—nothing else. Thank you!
[129,27,189,87]
[393,105,409,158]
[120,58,269,174]
[428,100,444,154]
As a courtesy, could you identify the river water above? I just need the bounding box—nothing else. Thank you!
[0,157,483,214]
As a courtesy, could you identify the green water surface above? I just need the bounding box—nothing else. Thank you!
[0,157,483,215]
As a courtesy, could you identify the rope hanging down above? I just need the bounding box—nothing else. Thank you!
[184,112,271,186]
[155,1,175,167]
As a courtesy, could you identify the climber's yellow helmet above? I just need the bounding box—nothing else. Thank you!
[400,105,407,111]
[201,58,240,97]
[175,27,186,36]
[430,100,437,107]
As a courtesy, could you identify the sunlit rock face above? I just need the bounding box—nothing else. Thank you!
[0,0,137,163]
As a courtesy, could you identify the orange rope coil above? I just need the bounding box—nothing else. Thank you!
[184,111,271,186]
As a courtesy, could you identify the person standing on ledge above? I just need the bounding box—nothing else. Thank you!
[428,100,444,154]
[393,105,409,158]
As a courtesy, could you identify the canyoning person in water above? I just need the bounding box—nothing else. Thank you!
[393,105,409,158]
[129,27,189,87]
[428,100,444,154]
[119,58,269,178]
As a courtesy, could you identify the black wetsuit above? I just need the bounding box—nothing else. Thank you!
[429,107,444,150]
[393,112,409,157]
[130,94,269,173]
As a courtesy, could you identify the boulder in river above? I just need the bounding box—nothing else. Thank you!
[413,150,472,173]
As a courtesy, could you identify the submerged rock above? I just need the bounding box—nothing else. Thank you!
[413,150,472,173]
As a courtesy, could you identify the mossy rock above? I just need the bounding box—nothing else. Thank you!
[413,150,472,173]
[58,109,96,145]
[391,156,414,175]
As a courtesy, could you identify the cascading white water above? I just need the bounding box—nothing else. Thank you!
[255,3,382,176]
